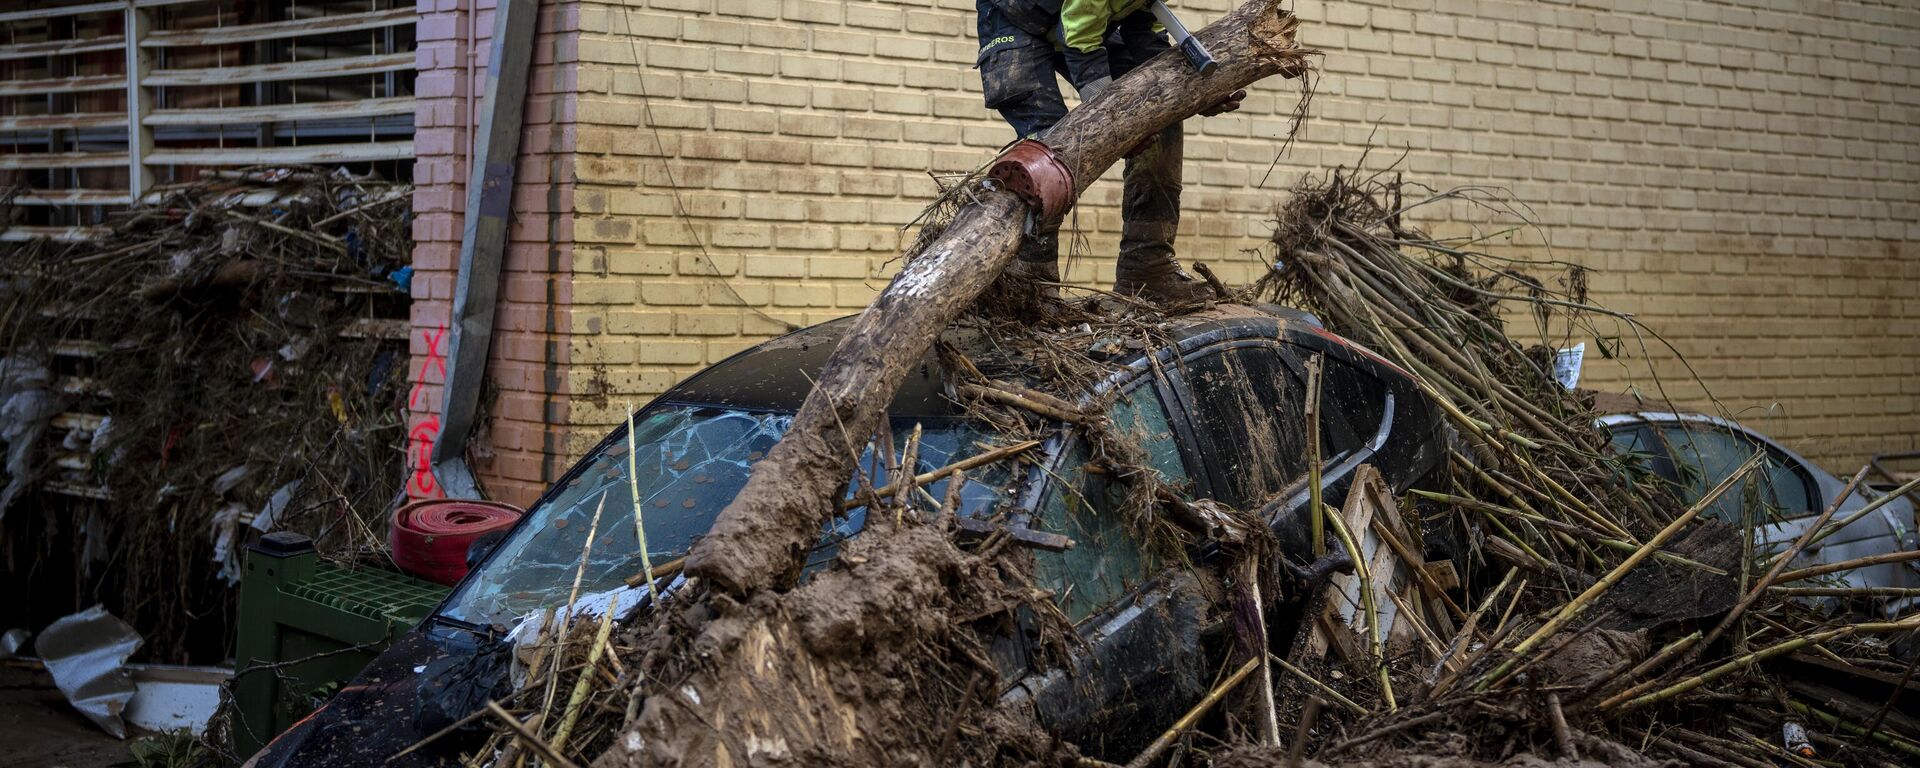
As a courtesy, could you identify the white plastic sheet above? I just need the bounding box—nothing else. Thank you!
[37,605,144,738]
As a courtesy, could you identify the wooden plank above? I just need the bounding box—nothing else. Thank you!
[0,2,124,24]
[1305,465,1424,666]
[0,151,131,169]
[55,376,111,396]
[16,2,202,22]
[52,340,104,358]
[330,282,401,294]
[1423,560,1461,592]
[149,140,413,165]
[144,96,414,126]
[340,318,410,340]
[140,187,290,207]
[144,8,414,47]
[0,36,125,61]
[10,190,134,206]
[45,482,113,500]
[126,5,154,197]
[1,226,108,242]
[145,52,413,87]
[0,73,124,97]
[52,412,107,431]
[0,112,125,131]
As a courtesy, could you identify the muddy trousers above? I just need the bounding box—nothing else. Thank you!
[974,8,1182,278]
[1013,123,1184,281]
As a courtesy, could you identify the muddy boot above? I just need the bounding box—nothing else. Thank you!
[1113,123,1211,305]
[1003,253,1060,301]
[1114,249,1211,304]
[989,228,1061,319]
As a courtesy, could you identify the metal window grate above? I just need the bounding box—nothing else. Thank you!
[0,0,417,240]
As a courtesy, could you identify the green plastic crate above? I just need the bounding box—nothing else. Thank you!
[232,532,449,756]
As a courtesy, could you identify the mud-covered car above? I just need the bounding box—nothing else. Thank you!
[245,304,1449,766]
[1598,407,1920,615]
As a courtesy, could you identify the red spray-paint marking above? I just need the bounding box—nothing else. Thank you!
[408,326,449,498]
[409,417,443,497]
[409,325,448,410]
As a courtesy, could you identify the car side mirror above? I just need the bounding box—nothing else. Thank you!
[465,530,507,570]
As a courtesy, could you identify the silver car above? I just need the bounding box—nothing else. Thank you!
[1597,410,1920,615]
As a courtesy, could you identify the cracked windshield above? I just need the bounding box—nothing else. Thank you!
[443,404,1019,627]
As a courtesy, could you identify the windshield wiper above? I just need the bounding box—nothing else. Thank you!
[426,613,497,640]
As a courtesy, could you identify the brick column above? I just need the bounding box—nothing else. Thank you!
[410,0,579,508]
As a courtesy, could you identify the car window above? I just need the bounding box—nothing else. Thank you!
[1033,384,1188,624]
[1315,355,1388,455]
[1758,448,1815,516]
[1604,424,1681,484]
[1180,345,1309,508]
[1607,424,1654,456]
[442,406,1014,627]
[1655,425,1815,522]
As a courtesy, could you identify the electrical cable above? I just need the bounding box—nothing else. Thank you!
[616,12,798,333]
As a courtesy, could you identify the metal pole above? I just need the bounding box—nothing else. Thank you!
[430,0,539,498]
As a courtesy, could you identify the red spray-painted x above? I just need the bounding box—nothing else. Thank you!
[407,326,449,498]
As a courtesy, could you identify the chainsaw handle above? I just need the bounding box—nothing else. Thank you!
[1177,35,1217,76]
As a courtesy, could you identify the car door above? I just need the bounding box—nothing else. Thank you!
[1016,377,1210,760]
[1170,340,1311,509]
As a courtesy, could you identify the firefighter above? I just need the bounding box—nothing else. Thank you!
[975,0,1243,303]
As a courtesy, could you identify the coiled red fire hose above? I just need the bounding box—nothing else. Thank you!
[390,499,523,586]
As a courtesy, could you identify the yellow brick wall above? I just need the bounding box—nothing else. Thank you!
[563,0,1920,471]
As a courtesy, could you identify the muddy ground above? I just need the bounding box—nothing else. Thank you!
[0,664,136,768]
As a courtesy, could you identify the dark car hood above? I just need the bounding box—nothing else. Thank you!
[249,622,509,767]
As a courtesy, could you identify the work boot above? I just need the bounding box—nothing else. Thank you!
[1113,122,1210,305]
[1004,253,1060,300]
[1114,249,1212,304]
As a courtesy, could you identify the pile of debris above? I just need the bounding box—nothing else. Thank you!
[0,167,414,659]
[1241,169,1920,766]
[456,166,1918,768]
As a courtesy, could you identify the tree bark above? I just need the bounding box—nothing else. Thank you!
[684,0,1310,597]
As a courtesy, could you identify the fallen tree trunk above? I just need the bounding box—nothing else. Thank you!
[685,0,1310,597]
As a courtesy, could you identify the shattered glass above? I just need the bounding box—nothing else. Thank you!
[443,404,1018,627]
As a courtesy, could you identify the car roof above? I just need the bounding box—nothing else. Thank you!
[659,303,1325,417]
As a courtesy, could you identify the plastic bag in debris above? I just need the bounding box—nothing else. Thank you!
[82,507,110,571]
[500,581,672,689]
[0,627,28,659]
[38,605,143,738]
[89,415,119,463]
[211,465,249,495]
[0,353,61,519]
[210,501,248,585]
[251,479,303,533]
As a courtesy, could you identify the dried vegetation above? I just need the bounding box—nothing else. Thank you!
[0,167,414,658]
